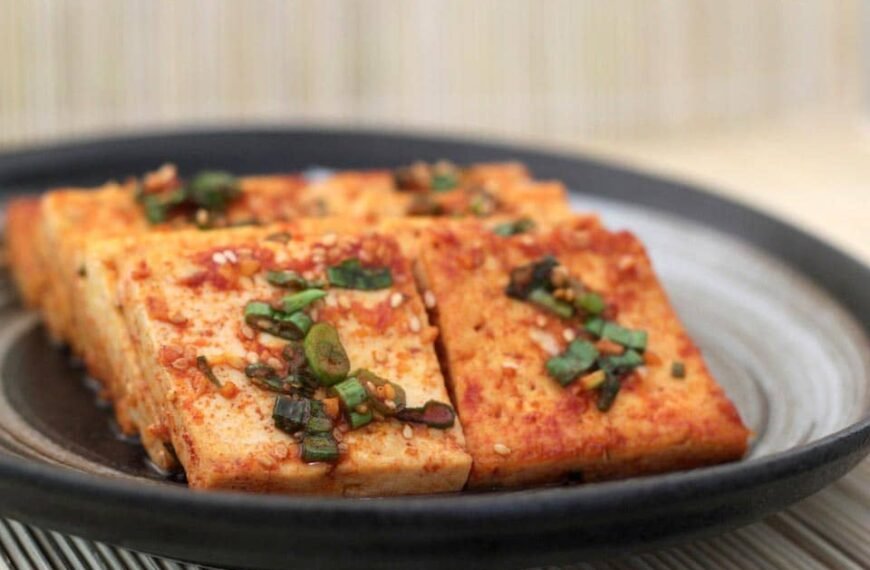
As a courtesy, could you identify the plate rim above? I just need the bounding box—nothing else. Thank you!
[0,126,867,535]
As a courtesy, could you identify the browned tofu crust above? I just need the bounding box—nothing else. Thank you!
[4,197,47,308]
[417,218,750,488]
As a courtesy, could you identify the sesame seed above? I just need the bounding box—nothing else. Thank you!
[212,252,227,265]
[266,357,283,369]
[257,455,277,469]
[195,209,208,225]
[338,295,351,309]
[424,290,436,308]
[224,250,238,263]
[493,443,511,456]
[535,315,547,328]
[333,429,344,442]
[403,424,414,439]
[389,292,404,308]
[337,442,349,453]
[245,351,259,364]
[321,233,337,246]
[529,329,560,355]
[309,308,319,321]
[502,359,519,370]
[241,325,255,340]
[171,358,190,370]
[409,315,421,332]
[385,399,397,410]
[520,235,535,246]
[324,295,337,307]
[563,328,576,342]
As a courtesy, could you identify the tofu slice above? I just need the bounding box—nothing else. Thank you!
[113,228,470,494]
[4,197,47,308]
[417,218,749,488]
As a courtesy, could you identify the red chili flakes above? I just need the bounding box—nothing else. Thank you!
[130,261,151,280]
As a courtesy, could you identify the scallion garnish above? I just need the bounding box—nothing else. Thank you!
[493,217,535,236]
[396,400,456,429]
[272,396,310,433]
[596,375,621,412]
[244,300,312,340]
[546,340,599,386]
[671,361,686,379]
[599,349,644,373]
[348,409,374,429]
[600,322,648,351]
[576,291,605,315]
[267,270,323,289]
[327,259,393,290]
[196,356,222,387]
[301,434,339,463]
[281,289,327,313]
[186,171,241,210]
[528,288,574,319]
[431,172,459,192]
[584,316,605,336]
[303,322,350,386]
[332,378,368,411]
[357,369,406,415]
[505,256,559,300]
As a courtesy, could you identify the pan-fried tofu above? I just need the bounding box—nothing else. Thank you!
[111,228,470,494]
[4,197,47,308]
[417,218,749,488]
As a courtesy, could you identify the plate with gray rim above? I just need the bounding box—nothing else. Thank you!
[0,128,867,570]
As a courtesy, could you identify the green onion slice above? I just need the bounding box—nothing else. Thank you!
[528,288,574,319]
[327,259,393,290]
[273,396,310,433]
[196,356,222,387]
[431,172,459,192]
[599,349,644,374]
[546,340,599,386]
[596,375,621,412]
[576,291,606,315]
[505,256,559,300]
[584,316,605,337]
[332,378,368,411]
[281,289,327,313]
[186,171,240,210]
[493,217,535,236]
[303,322,350,386]
[356,369,406,415]
[267,270,324,289]
[348,409,374,429]
[396,400,456,429]
[601,322,648,351]
[301,434,339,463]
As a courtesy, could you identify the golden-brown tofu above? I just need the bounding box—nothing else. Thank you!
[417,218,749,488]
[4,197,47,308]
[112,228,470,495]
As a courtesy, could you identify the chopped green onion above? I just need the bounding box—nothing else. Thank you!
[599,349,644,373]
[584,316,605,336]
[357,369,406,415]
[272,311,313,339]
[596,375,621,412]
[396,400,456,429]
[272,396,310,433]
[244,301,274,325]
[601,322,648,351]
[281,289,327,313]
[306,414,334,434]
[493,218,535,236]
[431,172,458,192]
[332,378,368,411]
[267,270,323,289]
[196,356,222,387]
[348,409,374,429]
[505,256,559,300]
[576,291,606,315]
[327,259,393,290]
[671,361,686,379]
[186,171,240,210]
[546,340,599,386]
[528,288,574,319]
[245,363,277,379]
[303,322,350,386]
[301,434,339,463]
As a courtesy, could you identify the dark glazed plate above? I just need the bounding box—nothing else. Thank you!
[0,128,867,570]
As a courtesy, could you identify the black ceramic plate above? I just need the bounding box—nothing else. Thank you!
[0,129,867,570]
